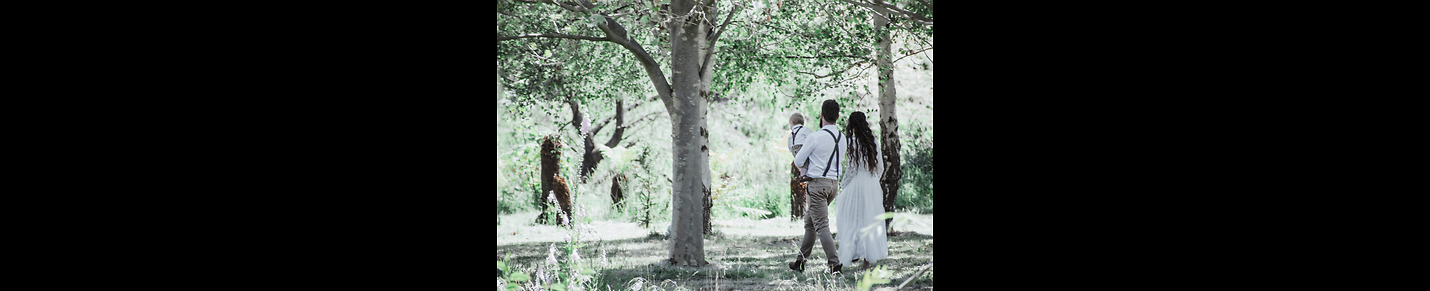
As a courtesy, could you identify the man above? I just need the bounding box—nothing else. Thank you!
[789,99,846,274]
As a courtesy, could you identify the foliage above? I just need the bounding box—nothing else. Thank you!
[854,265,894,291]
[498,204,606,291]
[895,120,934,213]
[613,145,672,229]
[496,0,652,108]
[706,102,793,221]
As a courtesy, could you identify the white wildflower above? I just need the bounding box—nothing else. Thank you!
[571,248,582,264]
[600,249,609,266]
[581,115,591,135]
[546,243,559,266]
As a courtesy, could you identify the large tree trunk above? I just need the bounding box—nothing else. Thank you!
[873,4,903,231]
[666,0,713,267]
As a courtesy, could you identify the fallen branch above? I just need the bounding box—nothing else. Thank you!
[896,259,934,289]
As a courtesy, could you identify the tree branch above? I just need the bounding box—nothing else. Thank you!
[837,0,878,10]
[515,0,673,112]
[590,14,673,111]
[771,54,870,60]
[544,0,589,13]
[876,0,933,24]
[916,0,932,12]
[700,3,741,84]
[602,98,626,148]
[618,112,664,130]
[712,2,739,41]
[592,99,647,135]
[498,33,609,42]
[892,47,933,64]
[565,99,584,134]
[896,259,934,289]
[837,0,887,22]
[797,60,868,79]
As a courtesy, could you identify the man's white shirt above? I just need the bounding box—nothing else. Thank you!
[793,124,847,180]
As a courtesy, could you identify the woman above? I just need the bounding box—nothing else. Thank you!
[834,111,888,270]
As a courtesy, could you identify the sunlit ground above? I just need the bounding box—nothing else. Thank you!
[498,212,934,290]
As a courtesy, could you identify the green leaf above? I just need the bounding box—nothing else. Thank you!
[509,272,530,282]
[497,261,507,272]
[874,212,897,220]
[551,283,568,291]
[588,14,605,26]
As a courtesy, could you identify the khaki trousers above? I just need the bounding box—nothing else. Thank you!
[795,178,839,268]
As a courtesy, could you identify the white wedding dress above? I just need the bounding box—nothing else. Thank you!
[834,139,888,267]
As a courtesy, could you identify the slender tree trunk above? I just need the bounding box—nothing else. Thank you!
[873,4,903,231]
[697,7,718,237]
[666,0,712,266]
[790,165,805,220]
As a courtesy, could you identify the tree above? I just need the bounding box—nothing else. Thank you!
[834,0,932,230]
[499,0,744,266]
[567,95,663,182]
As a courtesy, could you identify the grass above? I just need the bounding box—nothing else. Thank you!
[497,213,934,290]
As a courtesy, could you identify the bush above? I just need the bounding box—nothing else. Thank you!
[896,124,934,213]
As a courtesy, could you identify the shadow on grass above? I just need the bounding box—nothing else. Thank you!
[497,231,934,290]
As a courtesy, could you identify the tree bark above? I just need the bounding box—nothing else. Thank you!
[872,2,904,231]
[790,165,806,220]
[611,173,626,211]
[577,98,624,180]
[537,135,572,224]
[666,0,713,267]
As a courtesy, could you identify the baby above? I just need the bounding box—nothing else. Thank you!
[788,113,811,178]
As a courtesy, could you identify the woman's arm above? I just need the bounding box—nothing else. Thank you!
[841,139,857,189]
[874,142,885,180]
[840,149,853,189]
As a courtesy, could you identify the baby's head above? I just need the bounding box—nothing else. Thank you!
[789,113,804,127]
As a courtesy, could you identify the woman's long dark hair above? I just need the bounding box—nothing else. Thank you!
[844,111,879,173]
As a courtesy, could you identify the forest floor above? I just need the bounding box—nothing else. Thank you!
[498,211,934,290]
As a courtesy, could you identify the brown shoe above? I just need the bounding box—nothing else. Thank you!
[830,263,843,274]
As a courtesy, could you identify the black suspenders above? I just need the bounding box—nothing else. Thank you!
[821,129,840,178]
[790,126,802,145]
